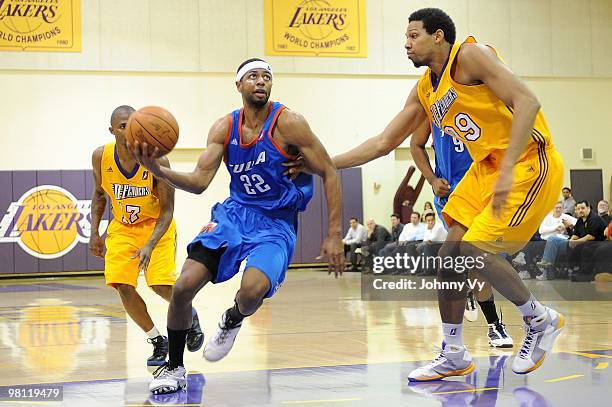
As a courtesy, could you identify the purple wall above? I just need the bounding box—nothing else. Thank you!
[291,168,363,265]
[0,168,362,275]
[0,170,108,275]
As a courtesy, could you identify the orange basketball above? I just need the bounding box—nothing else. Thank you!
[126,106,179,156]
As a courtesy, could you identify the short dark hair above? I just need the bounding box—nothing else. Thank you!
[411,211,421,218]
[562,187,571,192]
[110,105,135,124]
[391,213,400,219]
[349,217,359,222]
[424,212,436,220]
[576,200,590,208]
[408,8,456,44]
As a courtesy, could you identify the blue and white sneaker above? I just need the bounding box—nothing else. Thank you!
[488,320,513,348]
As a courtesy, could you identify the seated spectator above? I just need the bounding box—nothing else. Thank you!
[378,214,405,259]
[593,220,612,280]
[597,200,611,225]
[534,201,577,279]
[416,213,448,275]
[342,217,367,271]
[398,212,426,244]
[360,219,392,273]
[562,187,576,215]
[421,201,435,222]
[390,213,404,242]
[568,200,606,281]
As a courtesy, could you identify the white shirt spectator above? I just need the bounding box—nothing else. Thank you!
[423,222,448,243]
[539,212,576,240]
[398,222,426,242]
[343,223,367,245]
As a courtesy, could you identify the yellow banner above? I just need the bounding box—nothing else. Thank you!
[265,0,367,58]
[0,0,81,52]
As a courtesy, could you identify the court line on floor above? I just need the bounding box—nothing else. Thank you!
[564,351,612,359]
[431,387,499,395]
[544,374,584,383]
[280,397,362,404]
[6,349,611,388]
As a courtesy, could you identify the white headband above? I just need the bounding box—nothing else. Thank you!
[235,60,273,82]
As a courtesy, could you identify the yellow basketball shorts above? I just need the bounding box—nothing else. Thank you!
[442,146,563,254]
[104,218,177,288]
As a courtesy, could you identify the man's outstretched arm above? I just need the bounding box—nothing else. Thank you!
[129,117,228,194]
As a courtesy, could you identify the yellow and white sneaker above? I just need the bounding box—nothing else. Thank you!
[408,343,475,382]
[512,307,565,374]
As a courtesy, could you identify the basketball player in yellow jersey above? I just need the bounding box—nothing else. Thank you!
[89,105,203,367]
[287,8,564,379]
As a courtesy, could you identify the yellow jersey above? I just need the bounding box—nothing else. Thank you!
[417,36,553,162]
[100,142,160,225]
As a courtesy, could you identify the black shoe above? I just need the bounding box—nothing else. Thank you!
[187,310,205,352]
[147,335,168,366]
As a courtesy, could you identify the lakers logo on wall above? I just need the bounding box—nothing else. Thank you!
[265,0,366,57]
[0,0,81,52]
[0,185,107,259]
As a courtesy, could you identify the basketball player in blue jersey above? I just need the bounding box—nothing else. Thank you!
[411,121,513,349]
[130,58,345,395]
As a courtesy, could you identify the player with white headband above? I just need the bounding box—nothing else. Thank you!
[139,57,345,395]
[235,58,273,83]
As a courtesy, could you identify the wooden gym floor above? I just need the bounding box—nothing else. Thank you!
[0,271,610,406]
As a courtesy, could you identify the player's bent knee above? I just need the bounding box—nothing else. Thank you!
[151,284,171,296]
[171,279,197,304]
[437,240,460,260]
[459,241,482,258]
[115,283,136,297]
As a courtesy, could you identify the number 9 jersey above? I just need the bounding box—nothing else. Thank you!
[417,36,554,163]
[100,142,161,225]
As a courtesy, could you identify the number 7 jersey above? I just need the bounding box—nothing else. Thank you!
[417,36,554,163]
[100,142,161,225]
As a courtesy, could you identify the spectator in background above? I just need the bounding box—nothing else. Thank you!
[398,212,426,244]
[534,201,577,280]
[568,200,606,281]
[562,187,576,216]
[416,213,448,275]
[390,213,404,242]
[360,219,392,273]
[593,221,612,281]
[342,217,367,271]
[597,200,611,225]
[377,214,405,261]
[421,201,435,222]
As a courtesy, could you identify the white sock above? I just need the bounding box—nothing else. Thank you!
[517,294,546,318]
[442,323,463,347]
[146,326,161,339]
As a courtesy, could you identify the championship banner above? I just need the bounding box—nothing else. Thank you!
[264,0,367,58]
[0,0,81,52]
[0,171,108,275]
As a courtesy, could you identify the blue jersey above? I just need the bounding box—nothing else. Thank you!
[431,123,473,209]
[225,101,313,225]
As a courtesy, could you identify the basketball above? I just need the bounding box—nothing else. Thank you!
[126,106,179,156]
